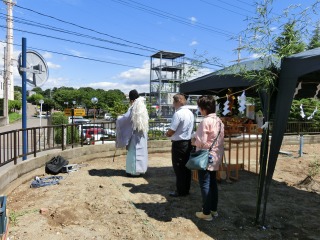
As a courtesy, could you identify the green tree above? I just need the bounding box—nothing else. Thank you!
[8,100,22,113]
[41,98,56,112]
[14,86,22,94]
[52,88,78,110]
[273,21,306,57]
[31,87,44,95]
[108,101,128,119]
[14,91,22,101]
[43,89,53,99]
[308,22,320,49]
[27,93,44,104]
[102,89,126,109]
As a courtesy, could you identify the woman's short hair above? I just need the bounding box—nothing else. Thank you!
[197,95,216,114]
[129,89,139,101]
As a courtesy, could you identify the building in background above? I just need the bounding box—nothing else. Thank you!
[150,51,185,120]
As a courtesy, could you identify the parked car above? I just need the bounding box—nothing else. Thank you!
[104,113,114,121]
[68,116,91,124]
[104,128,116,137]
[83,127,116,144]
[84,128,108,144]
[149,123,171,133]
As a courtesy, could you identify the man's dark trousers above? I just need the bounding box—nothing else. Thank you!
[171,140,192,196]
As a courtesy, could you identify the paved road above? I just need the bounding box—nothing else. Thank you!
[0,103,46,133]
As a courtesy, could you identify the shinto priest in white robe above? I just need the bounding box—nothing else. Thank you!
[116,97,149,175]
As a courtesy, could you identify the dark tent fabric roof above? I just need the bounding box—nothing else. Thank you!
[267,47,320,185]
[180,57,279,96]
[181,48,320,171]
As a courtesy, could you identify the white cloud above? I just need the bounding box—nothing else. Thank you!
[47,62,61,69]
[43,77,69,89]
[250,53,261,59]
[190,16,197,24]
[81,60,151,94]
[270,26,277,32]
[68,49,83,57]
[87,82,150,94]
[42,52,52,59]
[189,40,198,46]
[185,65,212,81]
[116,60,150,83]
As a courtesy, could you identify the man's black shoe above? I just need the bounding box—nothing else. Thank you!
[169,191,180,197]
[169,191,188,197]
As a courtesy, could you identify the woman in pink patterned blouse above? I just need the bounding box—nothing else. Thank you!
[191,95,224,221]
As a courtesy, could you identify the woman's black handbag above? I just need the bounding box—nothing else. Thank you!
[186,123,221,171]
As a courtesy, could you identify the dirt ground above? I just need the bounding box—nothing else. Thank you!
[5,143,320,240]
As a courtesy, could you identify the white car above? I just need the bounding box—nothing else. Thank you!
[149,123,171,133]
[104,113,113,121]
[68,116,91,124]
[104,128,116,137]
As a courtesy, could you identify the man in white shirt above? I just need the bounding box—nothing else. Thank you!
[166,93,194,197]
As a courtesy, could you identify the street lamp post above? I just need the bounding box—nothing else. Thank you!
[71,100,76,125]
[91,97,98,144]
[91,97,98,123]
[39,99,44,127]
[71,100,76,148]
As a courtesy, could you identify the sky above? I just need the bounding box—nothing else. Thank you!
[0,0,319,94]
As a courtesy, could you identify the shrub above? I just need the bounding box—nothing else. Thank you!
[52,112,79,144]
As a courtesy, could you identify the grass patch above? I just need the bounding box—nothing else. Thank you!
[9,209,38,226]
[9,112,22,123]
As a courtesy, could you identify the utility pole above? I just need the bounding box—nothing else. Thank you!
[230,36,248,64]
[2,0,15,125]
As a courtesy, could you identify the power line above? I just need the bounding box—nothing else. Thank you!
[215,0,256,15]
[8,4,225,69]
[14,4,159,52]
[1,22,221,69]
[0,13,155,53]
[0,39,144,69]
[0,25,150,57]
[108,0,235,37]
[234,0,255,7]
[199,0,254,17]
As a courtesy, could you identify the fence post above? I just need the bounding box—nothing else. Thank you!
[33,128,37,157]
[62,125,65,150]
[13,130,17,165]
[299,134,304,157]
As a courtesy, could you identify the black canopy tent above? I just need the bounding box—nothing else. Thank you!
[180,56,279,96]
[263,48,320,220]
[180,48,320,223]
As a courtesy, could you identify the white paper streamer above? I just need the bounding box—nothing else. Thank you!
[300,104,305,119]
[237,91,246,114]
[314,84,320,99]
[293,82,302,98]
[307,107,318,120]
[223,99,230,116]
[261,121,269,129]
